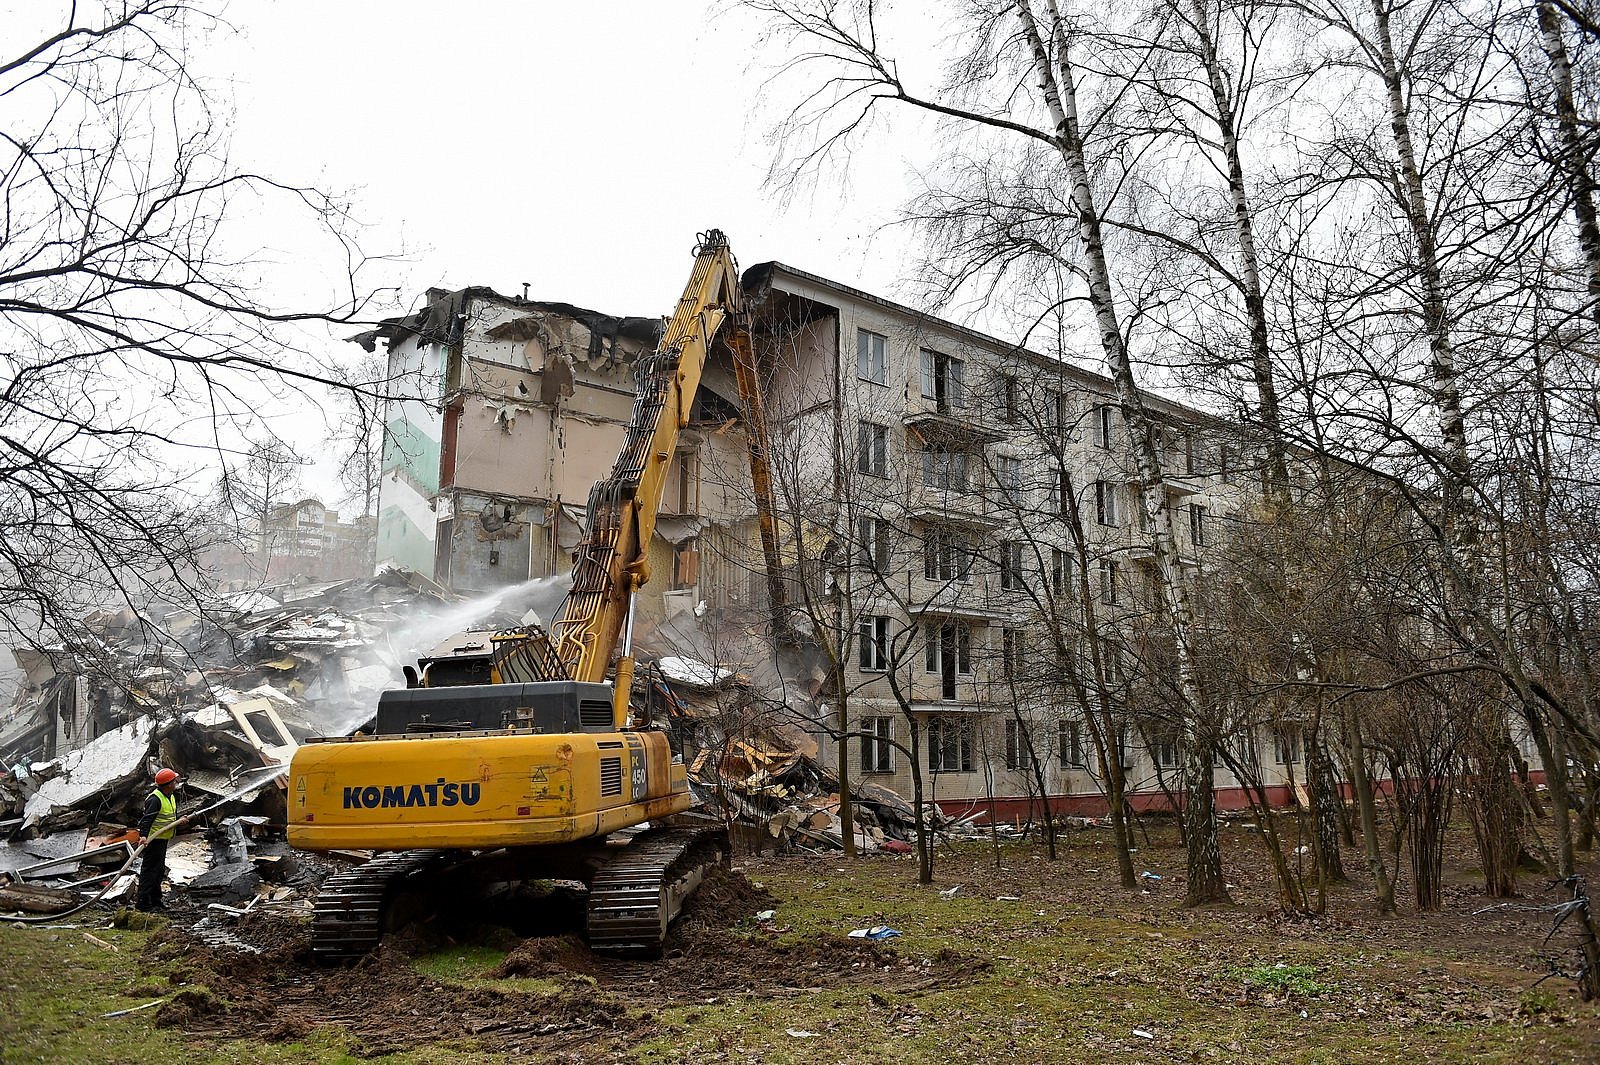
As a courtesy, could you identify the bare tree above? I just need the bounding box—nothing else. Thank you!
[0,2,386,661]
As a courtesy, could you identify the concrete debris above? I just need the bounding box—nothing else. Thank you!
[0,565,553,918]
[657,655,733,690]
[19,717,156,831]
[0,566,551,841]
[187,861,261,904]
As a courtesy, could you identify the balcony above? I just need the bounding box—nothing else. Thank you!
[1128,472,1206,498]
[903,407,1008,445]
[905,482,1003,530]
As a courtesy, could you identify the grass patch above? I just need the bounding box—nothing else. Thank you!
[408,943,508,981]
[1235,962,1336,997]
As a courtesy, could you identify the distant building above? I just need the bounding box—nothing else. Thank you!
[206,497,376,586]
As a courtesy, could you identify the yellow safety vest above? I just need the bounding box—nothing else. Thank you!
[149,789,178,841]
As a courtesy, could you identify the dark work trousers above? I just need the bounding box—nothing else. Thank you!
[136,837,169,910]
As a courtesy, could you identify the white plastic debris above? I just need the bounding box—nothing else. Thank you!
[1132,1028,1155,1040]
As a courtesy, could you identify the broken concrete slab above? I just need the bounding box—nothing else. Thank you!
[185,861,260,903]
[23,716,156,830]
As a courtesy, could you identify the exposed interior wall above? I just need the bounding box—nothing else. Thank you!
[375,336,447,575]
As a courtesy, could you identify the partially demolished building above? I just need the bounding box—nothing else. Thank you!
[360,260,1375,823]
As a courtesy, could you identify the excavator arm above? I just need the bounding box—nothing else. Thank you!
[548,230,785,724]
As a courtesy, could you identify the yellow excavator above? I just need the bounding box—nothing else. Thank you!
[287,230,784,959]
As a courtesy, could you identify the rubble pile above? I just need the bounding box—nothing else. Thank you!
[0,567,554,917]
[653,658,934,853]
[0,568,481,835]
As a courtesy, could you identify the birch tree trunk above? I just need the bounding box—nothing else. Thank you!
[1022,0,1229,904]
[1536,1,1600,325]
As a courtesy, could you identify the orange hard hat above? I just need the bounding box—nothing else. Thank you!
[154,768,179,786]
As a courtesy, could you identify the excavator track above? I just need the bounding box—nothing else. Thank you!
[586,824,728,958]
[310,849,445,962]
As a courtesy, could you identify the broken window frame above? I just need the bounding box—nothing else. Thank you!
[999,541,1026,591]
[920,348,965,411]
[856,514,890,570]
[1094,480,1120,526]
[857,614,892,672]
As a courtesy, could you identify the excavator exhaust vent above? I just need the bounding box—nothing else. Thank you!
[579,699,614,729]
[599,757,624,797]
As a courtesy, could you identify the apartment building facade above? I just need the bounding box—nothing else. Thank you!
[743,264,1304,818]
[368,265,1345,818]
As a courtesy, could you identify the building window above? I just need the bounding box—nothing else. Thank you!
[923,527,973,582]
[1058,468,1072,516]
[1219,444,1236,484]
[857,515,890,570]
[1136,491,1153,533]
[861,716,894,772]
[1273,723,1302,765]
[928,716,974,772]
[1000,541,1026,590]
[921,349,965,410]
[996,456,1022,504]
[1053,391,1070,434]
[923,620,974,676]
[1094,480,1120,526]
[1005,719,1035,770]
[1051,548,1072,595]
[1149,728,1180,768]
[1189,504,1207,547]
[857,422,888,478]
[1001,627,1024,677]
[922,444,970,492]
[1001,375,1019,422]
[1184,432,1197,475]
[1095,403,1115,448]
[1099,558,1121,605]
[857,328,888,385]
[858,615,891,671]
[1058,719,1084,768]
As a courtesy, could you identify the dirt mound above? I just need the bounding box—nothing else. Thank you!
[491,934,598,979]
[662,865,778,953]
[154,988,224,1029]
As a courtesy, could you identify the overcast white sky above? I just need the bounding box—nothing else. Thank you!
[218,1,918,321]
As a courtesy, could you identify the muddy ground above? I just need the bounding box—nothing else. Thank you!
[141,865,987,1059]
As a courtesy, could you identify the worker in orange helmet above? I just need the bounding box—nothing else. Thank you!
[135,767,191,912]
